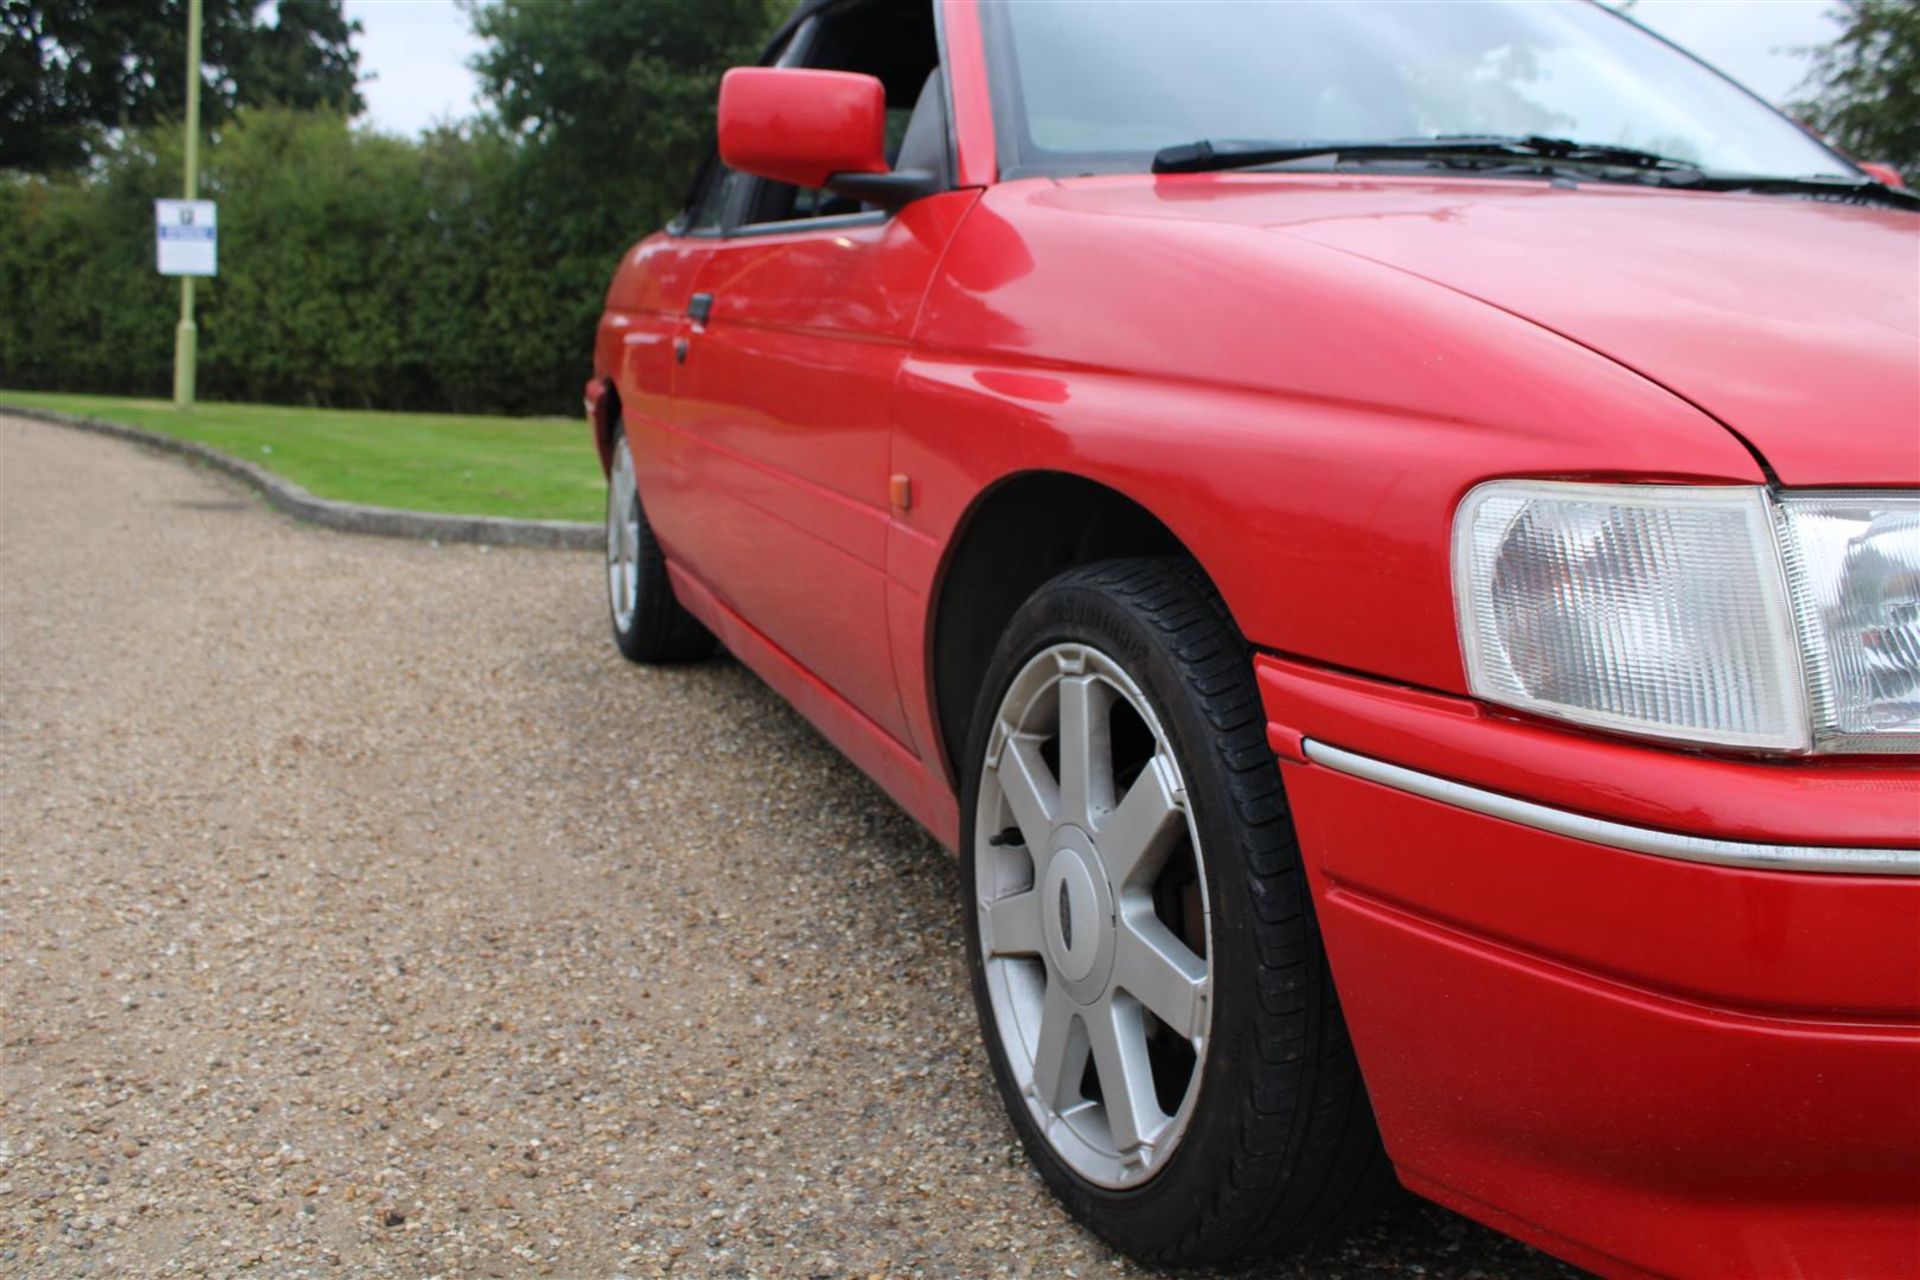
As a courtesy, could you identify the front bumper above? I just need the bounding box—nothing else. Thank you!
[1259,654,1920,1280]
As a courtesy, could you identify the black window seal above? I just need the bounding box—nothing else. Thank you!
[720,209,890,240]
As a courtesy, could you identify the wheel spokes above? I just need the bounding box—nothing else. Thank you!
[1055,674,1115,829]
[1085,995,1166,1157]
[995,732,1059,852]
[1097,754,1182,888]
[1030,980,1090,1112]
[976,642,1211,1188]
[1115,915,1208,1042]
[608,445,642,627]
[981,888,1045,957]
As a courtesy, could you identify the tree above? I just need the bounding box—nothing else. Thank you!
[0,0,364,173]
[1794,0,1920,180]
[465,0,780,241]
[0,108,645,415]
[226,0,363,118]
[5,2,799,412]
[460,0,784,410]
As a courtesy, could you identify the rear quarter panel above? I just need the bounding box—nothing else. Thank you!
[595,232,710,490]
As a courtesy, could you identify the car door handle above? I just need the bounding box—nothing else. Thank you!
[688,292,714,325]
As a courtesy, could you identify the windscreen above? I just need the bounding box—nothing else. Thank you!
[981,0,1851,180]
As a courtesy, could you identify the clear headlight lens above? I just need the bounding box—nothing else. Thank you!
[1454,483,1805,750]
[1454,481,1920,754]
[1776,496,1920,752]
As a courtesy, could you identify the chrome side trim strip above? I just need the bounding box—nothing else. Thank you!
[1301,740,1920,876]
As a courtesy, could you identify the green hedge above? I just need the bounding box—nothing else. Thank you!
[0,110,627,417]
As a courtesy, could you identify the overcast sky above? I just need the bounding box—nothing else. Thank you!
[343,0,485,136]
[343,0,1842,138]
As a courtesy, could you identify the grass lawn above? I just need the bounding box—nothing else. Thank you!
[0,391,604,523]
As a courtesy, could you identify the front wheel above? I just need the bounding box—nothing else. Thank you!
[605,435,715,664]
[960,558,1390,1266]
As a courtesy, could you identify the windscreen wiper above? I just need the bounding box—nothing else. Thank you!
[1151,135,1918,209]
[1493,135,1699,172]
[1681,173,1920,211]
[1151,134,1701,176]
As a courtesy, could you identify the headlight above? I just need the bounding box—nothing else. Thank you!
[1776,496,1920,753]
[1454,481,1920,754]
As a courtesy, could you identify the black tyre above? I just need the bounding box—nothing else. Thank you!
[605,435,716,664]
[960,556,1391,1266]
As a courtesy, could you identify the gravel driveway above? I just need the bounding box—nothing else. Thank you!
[0,415,1578,1278]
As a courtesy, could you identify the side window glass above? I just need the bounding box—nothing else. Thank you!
[685,164,745,233]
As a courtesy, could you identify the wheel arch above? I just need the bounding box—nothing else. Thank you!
[928,469,1220,789]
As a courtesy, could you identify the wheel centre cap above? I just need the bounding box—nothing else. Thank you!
[1040,831,1113,989]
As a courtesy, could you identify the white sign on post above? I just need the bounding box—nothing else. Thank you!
[155,199,218,277]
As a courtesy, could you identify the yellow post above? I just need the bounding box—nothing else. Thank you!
[172,0,204,408]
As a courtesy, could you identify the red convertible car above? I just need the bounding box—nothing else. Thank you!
[584,1,1920,1274]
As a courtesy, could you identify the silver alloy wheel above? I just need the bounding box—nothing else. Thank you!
[606,438,640,634]
[974,642,1213,1189]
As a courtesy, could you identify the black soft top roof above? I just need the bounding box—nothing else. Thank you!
[757,0,930,64]
[759,0,838,61]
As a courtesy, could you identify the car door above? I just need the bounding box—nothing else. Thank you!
[666,9,965,747]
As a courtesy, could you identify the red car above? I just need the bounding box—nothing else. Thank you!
[585,2,1920,1274]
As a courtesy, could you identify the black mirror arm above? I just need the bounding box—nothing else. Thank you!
[824,169,943,212]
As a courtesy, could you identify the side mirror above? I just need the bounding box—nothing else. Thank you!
[717,67,939,212]
[1857,161,1908,190]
